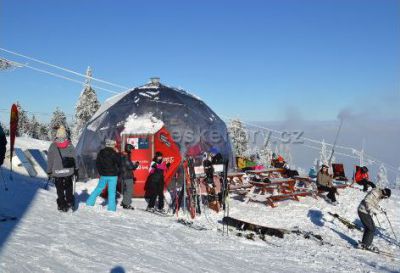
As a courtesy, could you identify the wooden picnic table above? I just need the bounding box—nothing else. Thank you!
[246,168,285,174]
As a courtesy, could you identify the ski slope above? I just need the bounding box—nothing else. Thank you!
[0,139,399,273]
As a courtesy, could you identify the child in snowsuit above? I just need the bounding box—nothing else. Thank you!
[86,139,121,212]
[316,165,338,205]
[357,187,391,251]
[47,126,78,212]
[355,166,376,192]
[145,151,168,212]
[120,144,139,210]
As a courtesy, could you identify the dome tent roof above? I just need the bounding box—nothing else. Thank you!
[76,79,233,178]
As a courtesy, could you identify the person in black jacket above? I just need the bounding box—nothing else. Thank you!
[0,124,7,167]
[145,151,168,212]
[120,144,139,210]
[86,139,121,212]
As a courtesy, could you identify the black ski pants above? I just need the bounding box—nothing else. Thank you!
[358,179,376,192]
[358,210,375,247]
[317,185,337,202]
[54,176,74,209]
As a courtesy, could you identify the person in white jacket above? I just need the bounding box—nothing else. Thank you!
[357,187,391,250]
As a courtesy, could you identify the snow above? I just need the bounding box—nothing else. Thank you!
[121,114,164,135]
[0,137,399,273]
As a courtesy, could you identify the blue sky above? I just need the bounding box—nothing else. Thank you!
[0,0,399,124]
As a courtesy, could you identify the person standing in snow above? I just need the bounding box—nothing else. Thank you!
[355,166,376,192]
[0,124,7,167]
[145,151,169,213]
[86,140,121,212]
[47,126,78,212]
[316,165,338,205]
[120,144,139,210]
[357,187,391,251]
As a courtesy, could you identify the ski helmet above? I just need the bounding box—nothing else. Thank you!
[362,166,369,173]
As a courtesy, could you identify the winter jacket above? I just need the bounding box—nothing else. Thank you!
[96,147,121,177]
[120,154,139,181]
[47,139,77,178]
[317,171,333,187]
[0,125,6,166]
[358,188,384,215]
[355,170,369,183]
[145,160,166,197]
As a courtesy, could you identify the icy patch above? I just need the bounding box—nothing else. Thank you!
[121,113,164,135]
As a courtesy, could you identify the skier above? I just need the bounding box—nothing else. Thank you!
[357,187,391,251]
[86,139,121,212]
[47,126,78,212]
[355,166,376,192]
[316,165,338,205]
[203,152,215,188]
[120,144,139,210]
[145,151,168,213]
[0,124,6,167]
[271,154,285,168]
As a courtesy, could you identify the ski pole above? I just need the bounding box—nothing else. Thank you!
[382,211,398,242]
[374,214,382,229]
[0,168,8,191]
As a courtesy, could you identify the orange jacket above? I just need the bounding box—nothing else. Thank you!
[355,170,369,183]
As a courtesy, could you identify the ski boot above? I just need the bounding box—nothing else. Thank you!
[121,204,135,210]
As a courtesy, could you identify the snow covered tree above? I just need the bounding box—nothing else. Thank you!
[376,164,389,188]
[28,115,40,139]
[257,135,273,168]
[228,118,248,157]
[319,139,335,167]
[72,66,100,144]
[48,107,69,140]
[16,102,30,136]
[395,168,400,189]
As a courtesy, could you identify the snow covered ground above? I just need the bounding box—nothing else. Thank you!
[0,138,399,273]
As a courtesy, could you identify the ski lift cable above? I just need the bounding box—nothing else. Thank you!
[0,47,129,90]
[220,115,355,151]
[6,58,120,94]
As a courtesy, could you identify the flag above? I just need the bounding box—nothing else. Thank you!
[9,104,18,165]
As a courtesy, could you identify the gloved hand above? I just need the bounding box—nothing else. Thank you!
[166,162,171,169]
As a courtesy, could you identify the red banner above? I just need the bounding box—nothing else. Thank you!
[10,104,18,164]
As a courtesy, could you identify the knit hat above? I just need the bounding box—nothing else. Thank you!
[105,139,116,148]
[382,188,391,198]
[125,144,134,153]
[56,125,67,139]
[155,151,163,158]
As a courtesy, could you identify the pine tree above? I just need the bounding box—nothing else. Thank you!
[49,107,69,140]
[16,102,30,136]
[29,115,40,139]
[395,168,400,189]
[72,66,101,144]
[376,164,389,188]
[319,139,335,167]
[257,134,273,168]
[228,118,248,157]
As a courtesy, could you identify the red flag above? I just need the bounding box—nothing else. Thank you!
[9,104,18,164]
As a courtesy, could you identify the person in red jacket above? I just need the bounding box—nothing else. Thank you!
[355,166,376,192]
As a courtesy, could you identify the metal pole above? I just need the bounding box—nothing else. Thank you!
[328,119,344,166]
